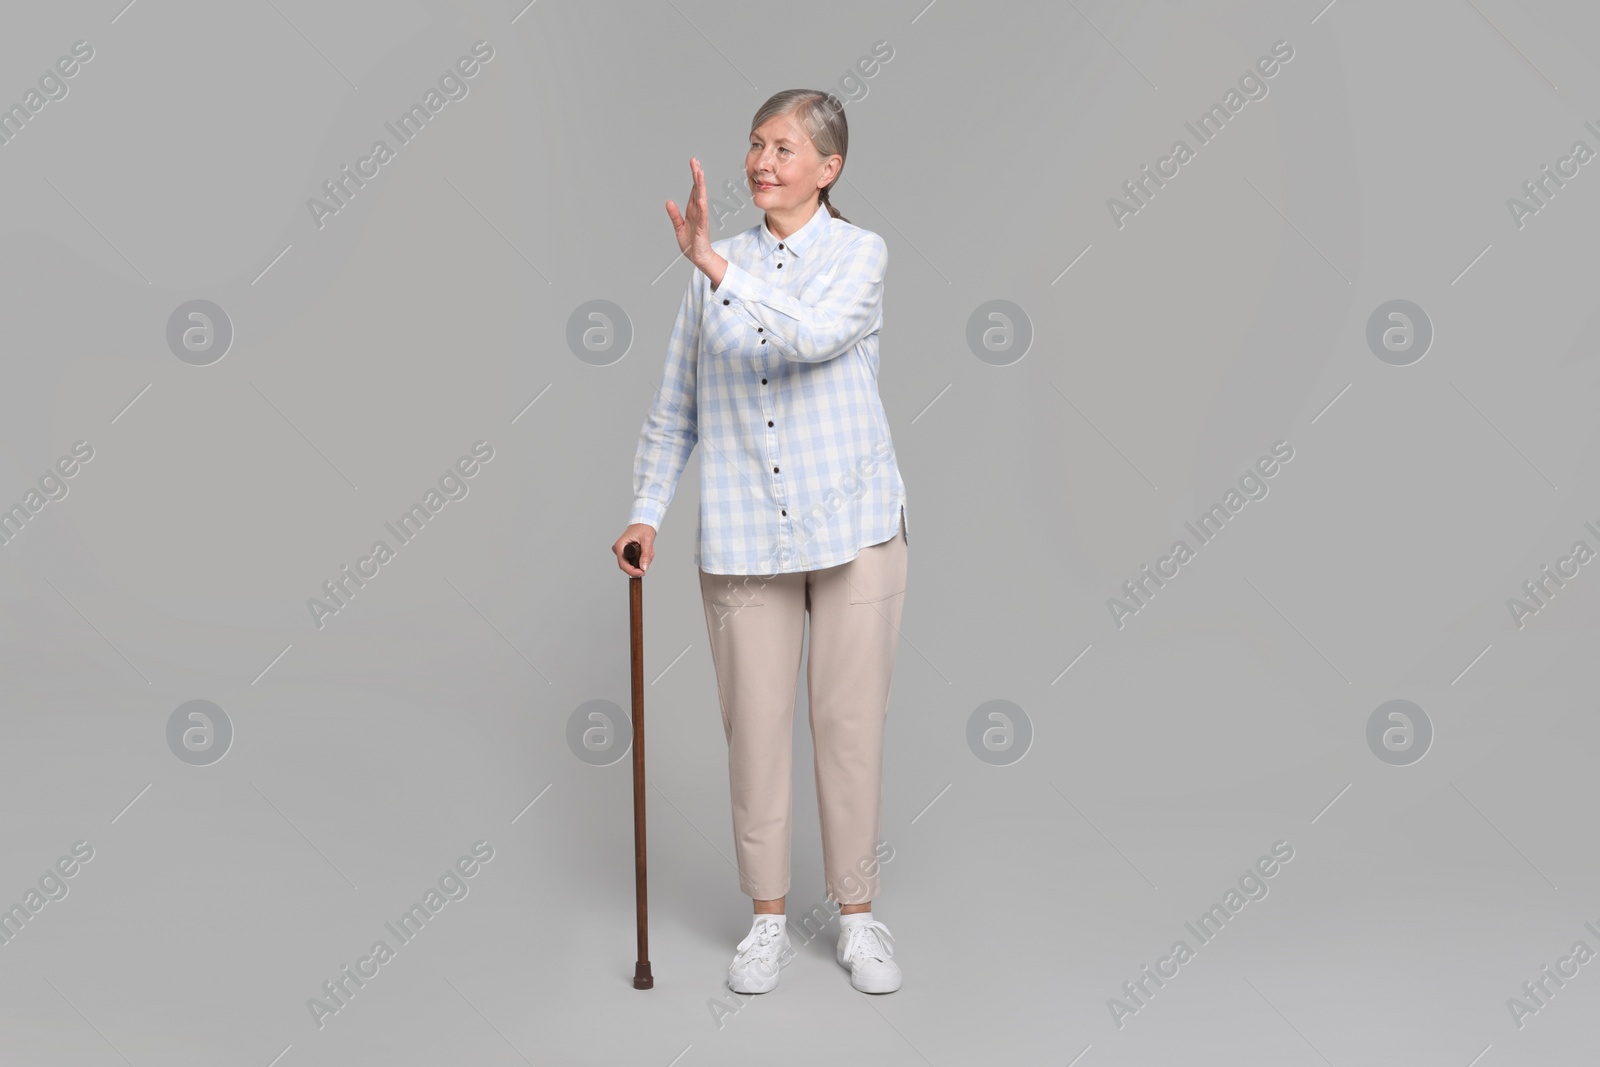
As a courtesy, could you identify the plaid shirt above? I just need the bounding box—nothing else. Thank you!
[629,200,908,575]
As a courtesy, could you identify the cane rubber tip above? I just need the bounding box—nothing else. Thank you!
[633,962,654,989]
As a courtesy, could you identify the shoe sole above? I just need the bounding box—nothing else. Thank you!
[730,938,793,994]
[728,973,780,994]
[850,972,901,994]
[838,949,900,993]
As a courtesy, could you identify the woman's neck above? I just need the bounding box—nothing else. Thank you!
[764,199,818,242]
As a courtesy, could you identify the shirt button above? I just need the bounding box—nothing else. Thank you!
[767,420,774,427]
[781,509,787,516]
[773,466,779,473]
[778,243,784,249]
[757,327,763,332]
[761,378,767,384]
[776,263,783,269]
[723,299,730,305]
[761,339,766,344]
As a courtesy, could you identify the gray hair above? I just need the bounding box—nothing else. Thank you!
[749,89,850,223]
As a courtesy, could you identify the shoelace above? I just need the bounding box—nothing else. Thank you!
[840,919,894,965]
[733,917,784,967]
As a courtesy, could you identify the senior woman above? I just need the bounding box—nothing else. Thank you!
[613,89,909,996]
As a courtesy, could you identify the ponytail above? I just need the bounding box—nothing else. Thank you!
[819,184,848,223]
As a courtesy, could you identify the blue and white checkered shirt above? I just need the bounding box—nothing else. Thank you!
[629,200,908,575]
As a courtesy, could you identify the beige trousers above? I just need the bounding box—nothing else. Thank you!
[698,509,908,905]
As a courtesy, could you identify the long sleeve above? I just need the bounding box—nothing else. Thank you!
[708,231,886,364]
[629,273,701,530]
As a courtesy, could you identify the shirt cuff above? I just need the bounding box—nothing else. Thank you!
[628,498,666,530]
[712,261,790,356]
[714,259,752,298]
[714,260,780,318]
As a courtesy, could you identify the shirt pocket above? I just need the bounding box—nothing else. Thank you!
[701,314,744,356]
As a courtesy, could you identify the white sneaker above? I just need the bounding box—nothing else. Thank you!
[728,915,793,994]
[836,917,901,993]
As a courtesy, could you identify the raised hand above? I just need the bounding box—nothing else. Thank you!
[665,157,714,267]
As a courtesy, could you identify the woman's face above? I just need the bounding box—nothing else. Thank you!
[746,109,839,213]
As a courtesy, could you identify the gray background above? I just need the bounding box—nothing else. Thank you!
[1,0,1597,1064]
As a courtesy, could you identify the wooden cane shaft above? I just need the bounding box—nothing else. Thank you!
[624,542,653,988]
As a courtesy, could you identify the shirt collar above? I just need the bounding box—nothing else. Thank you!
[756,198,831,260]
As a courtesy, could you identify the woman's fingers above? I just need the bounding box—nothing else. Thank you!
[692,158,711,215]
[614,527,656,577]
[684,158,711,258]
[636,528,655,574]
[666,200,693,257]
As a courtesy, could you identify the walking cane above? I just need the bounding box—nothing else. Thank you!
[623,541,654,989]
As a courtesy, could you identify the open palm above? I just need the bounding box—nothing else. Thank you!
[665,156,713,265]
